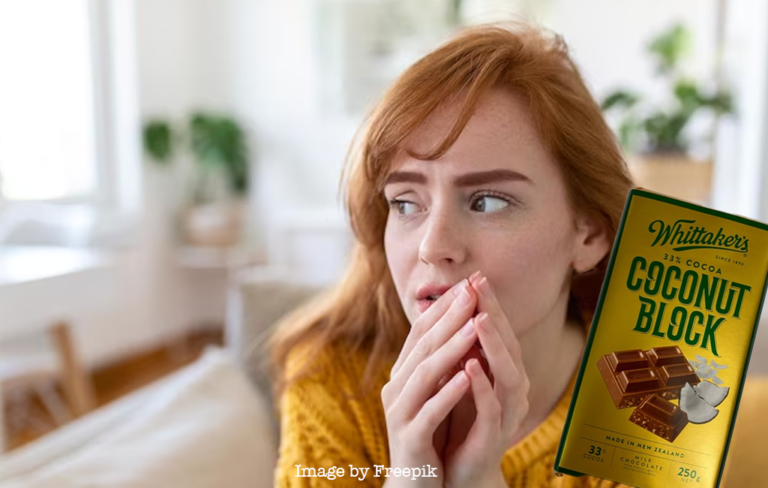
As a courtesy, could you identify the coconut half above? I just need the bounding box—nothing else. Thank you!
[680,382,719,424]
[693,381,730,408]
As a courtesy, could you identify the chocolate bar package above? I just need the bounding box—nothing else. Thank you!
[554,189,768,488]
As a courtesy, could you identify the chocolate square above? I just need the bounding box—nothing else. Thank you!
[597,347,700,408]
[628,393,688,442]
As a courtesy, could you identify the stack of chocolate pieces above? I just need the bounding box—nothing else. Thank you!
[597,346,700,442]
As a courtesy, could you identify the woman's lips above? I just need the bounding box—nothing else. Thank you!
[417,298,437,313]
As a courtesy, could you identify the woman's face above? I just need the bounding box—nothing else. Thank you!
[383,88,606,337]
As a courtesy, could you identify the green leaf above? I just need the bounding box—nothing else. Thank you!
[674,79,703,110]
[702,90,734,114]
[601,90,640,111]
[643,110,690,153]
[187,112,250,196]
[143,120,174,164]
[617,116,641,152]
[648,23,691,75]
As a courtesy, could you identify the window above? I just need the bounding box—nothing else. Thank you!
[0,0,99,202]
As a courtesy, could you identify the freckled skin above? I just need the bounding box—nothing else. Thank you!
[383,88,581,341]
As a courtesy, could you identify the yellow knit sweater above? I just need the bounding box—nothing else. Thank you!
[275,342,633,488]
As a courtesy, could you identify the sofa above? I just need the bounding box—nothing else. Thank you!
[0,348,277,488]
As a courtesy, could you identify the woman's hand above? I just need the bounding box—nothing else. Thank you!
[381,276,481,487]
[442,273,531,488]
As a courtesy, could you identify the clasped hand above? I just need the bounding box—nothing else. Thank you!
[381,272,530,488]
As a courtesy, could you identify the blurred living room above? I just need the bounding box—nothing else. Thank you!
[1,0,767,486]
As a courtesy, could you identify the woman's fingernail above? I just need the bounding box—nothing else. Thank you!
[452,279,469,296]
[478,276,492,296]
[451,371,468,387]
[461,318,475,337]
[469,270,482,283]
[458,286,472,306]
[466,358,480,373]
[475,312,489,330]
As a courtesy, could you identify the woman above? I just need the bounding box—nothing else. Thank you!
[270,23,634,487]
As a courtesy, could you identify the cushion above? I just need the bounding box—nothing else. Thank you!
[226,274,324,444]
[0,347,275,488]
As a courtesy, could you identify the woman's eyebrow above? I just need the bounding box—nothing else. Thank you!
[382,168,532,188]
[454,169,532,187]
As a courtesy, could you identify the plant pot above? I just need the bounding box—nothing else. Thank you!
[182,201,245,247]
[627,155,713,204]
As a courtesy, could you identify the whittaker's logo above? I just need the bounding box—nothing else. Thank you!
[648,218,749,253]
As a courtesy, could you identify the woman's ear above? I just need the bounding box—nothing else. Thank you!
[572,212,611,274]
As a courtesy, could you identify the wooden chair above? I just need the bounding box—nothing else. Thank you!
[0,321,96,452]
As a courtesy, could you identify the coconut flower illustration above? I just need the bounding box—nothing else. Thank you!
[688,354,727,385]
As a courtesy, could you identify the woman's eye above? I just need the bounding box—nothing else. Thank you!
[471,195,510,213]
[389,199,420,215]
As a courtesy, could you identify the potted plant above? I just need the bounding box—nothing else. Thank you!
[601,24,734,203]
[142,112,250,247]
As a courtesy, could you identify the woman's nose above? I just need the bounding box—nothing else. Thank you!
[418,207,468,266]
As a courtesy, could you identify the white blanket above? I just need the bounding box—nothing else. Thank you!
[0,347,276,488]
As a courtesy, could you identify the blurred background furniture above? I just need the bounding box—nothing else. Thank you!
[0,246,106,452]
[0,322,96,453]
[224,266,325,445]
[0,347,275,488]
[264,208,353,286]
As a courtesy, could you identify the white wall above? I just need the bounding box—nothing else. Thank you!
[713,0,768,221]
[59,0,337,366]
[546,0,718,100]
[229,0,745,223]
[53,0,237,366]
[128,0,234,350]
[224,0,359,253]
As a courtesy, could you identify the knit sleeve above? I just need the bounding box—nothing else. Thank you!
[274,347,387,488]
[554,474,636,488]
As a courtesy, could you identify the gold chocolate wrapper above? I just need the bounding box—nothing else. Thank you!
[554,188,768,488]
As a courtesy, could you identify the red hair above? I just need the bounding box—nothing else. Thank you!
[270,23,634,397]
